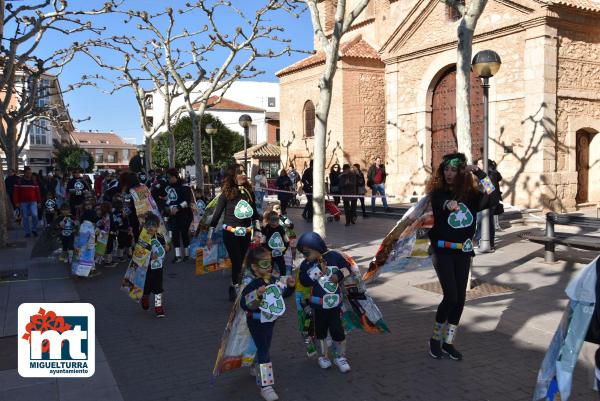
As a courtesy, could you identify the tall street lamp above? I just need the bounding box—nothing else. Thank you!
[472,49,501,253]
[238,114,252,174]
[206,123,218,197]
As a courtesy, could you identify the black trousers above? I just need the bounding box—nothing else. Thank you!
[247,319,275,365]
[117,230,132,249]
[61,234,74,251]
[272,255,286,276]
[303,195,313,219]
[45,211,56,225]
[143,267,163,295]
[171,212,192,248]
[357,196,366,215]
[342,197,357,223]
[223,230,251,285]
[432,250,471,325]
[313,307,345,341]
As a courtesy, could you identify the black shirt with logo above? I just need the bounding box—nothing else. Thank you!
[210,188,260,228]
[67,177,90,206]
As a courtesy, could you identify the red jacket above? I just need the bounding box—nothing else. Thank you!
[94,176,104,197]
[12,176,41,204]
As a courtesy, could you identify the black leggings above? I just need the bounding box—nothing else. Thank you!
[223,231,251,285]
[171,213,192,248]
[247,320,275,365]
[313,307,345,341]
[432,251,471,325]
[343,198,356,223]
[272,255,286,276]
[357,196,366,215]
[143,267,163,295]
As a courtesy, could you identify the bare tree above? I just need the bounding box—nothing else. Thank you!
[0,0,117,248]
[444,0,489,162]
[114,2,295,194]
[81,34,182,170]
[305,0,370,237]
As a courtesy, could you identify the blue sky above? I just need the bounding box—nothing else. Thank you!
[32,1,314,144]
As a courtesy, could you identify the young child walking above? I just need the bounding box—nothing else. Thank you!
[261,211,289,276]
[58,204,76,263]
[140,213,169,318]
[44,191,58,227]
[298,231,352,373]
[96,201,117,267]
[112,199,132,263]
[240,246,295,401]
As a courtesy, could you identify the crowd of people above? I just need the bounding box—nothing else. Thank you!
[3,151,515,401]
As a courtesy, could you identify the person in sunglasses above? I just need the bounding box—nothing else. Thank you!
[297,231,352,373]
[240,246,295,401]
[208,164,262,301]
[426,152,500,361]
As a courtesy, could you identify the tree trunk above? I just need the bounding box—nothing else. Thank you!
[0,166,8,248]
[144,136,153,171]
[312,46,338,238]
[163,106,175,168]
[455,22,474,163]
[190,109,205,196]
[4,126,18,171]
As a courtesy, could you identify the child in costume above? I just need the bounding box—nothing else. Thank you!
[112,199,132,263]
[79,199,100,277]
[261,211,289,276]
[240,246,295,401]
[44,191,58,227]
[297,231,352,373]
[58,204,76,263]
[269,202,297,262]
[140,212,169,318]
[96,201,117,267]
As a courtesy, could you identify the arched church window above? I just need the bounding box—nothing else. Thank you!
[304,100,315,138]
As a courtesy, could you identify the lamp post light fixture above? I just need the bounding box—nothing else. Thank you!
[205,123,218,197]
[238,114,252,174]
[472,49,501,253]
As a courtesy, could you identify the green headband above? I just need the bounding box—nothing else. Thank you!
[444,157,464,168]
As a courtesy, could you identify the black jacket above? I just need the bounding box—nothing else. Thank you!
[209,187,260,228]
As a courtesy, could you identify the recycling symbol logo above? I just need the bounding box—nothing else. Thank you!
[196,200,206,217]
[322,294,340,309]
[447,203,474,229]
[268,232,285,250]
[74,181,84,190]
[166,187,178,202]
[462,238,474,253]
[234,199,254,219]
[259,285,286,317]
[150,239,165,270]
[318,266,339,294]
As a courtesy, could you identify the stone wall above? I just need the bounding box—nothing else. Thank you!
[554,27,600,208]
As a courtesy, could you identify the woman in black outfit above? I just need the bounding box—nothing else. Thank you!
[164,168,194,263]
[426,152,500,361]
[275,169,293,215]
[208,164,261,301]
[328,164,341,205]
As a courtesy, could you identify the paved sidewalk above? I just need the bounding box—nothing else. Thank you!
[0,231,124,401]
[1,209,599,400]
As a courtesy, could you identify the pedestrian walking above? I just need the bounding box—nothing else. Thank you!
[339,164,357,226]
[353,163,368,218]
[426,152,500,361]
[164,168,194,263]
[329,164,341,206]
[367,156,389,213]
[67,168,91,218]
[301,161,314,222]
[240,246,295,401]
[254,168,268,214]
[208,164,261,301]
[275,169,293,215]
[138,212,169,318]
[12,166,41,237]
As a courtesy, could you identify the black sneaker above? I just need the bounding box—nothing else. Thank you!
[172,256,182,264]
[442,342,462,361]
[429,338,443,359]
[228,285,236,302]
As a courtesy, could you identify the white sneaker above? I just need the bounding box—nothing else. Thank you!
[260,386,279,401]
[334,357,351,373]
[249,365,256,377]
[318,356,332,369]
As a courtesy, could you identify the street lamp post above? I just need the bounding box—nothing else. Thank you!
[205,123,218,197]
[238,114,252,174]
[472,50,502,253]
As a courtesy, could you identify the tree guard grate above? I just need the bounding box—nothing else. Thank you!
[414,279,515,301]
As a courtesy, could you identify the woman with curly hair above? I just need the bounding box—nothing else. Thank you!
[426,152,500,361]
[208,164,261,301]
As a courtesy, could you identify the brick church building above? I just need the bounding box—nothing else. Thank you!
[277,0,600,211]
